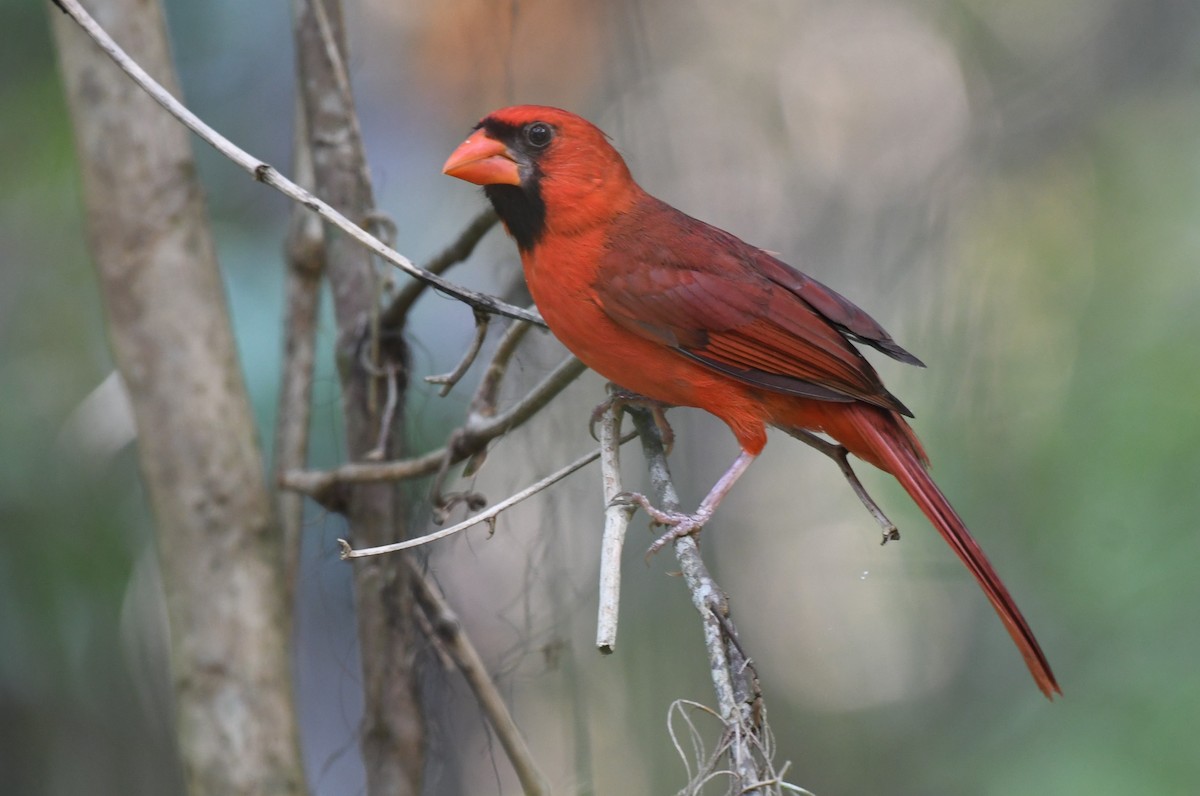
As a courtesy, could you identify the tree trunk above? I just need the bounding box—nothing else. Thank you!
[292,1,426,793]
[50,1,307,793]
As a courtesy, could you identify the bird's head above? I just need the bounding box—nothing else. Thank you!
[443,105,637,251]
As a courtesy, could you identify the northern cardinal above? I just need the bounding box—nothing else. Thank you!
[443,105,1059,698]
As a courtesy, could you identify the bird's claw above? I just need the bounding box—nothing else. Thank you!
[645,517,705,558]
[607,490,636,508]
[610,491,691,524]
[611,491,710,559]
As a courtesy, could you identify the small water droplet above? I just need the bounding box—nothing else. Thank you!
[859,570,869,581]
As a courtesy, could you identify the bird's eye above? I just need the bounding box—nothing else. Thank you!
[524,122,554,148]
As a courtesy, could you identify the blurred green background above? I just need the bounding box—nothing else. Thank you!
[3,0,1199,793]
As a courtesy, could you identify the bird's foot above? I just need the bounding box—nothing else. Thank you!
[610,491,711,558]
[589,387,675,454]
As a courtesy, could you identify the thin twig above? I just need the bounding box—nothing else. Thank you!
[628,410,766,793]
[408,560,550,795]
[426,309,490,396]
[425,315,540,520]
[52,0,542,327]
[466,356,587,440]
[469,318,533,415]
[383,208,499,328]
[337,432,637,558]
[280,355,587,501]
[457,317,534,484]
[432,354,589,513]
[595,403,634,653]
[280,447,447,498]
[666,700,720,789]
[364,361,401,461]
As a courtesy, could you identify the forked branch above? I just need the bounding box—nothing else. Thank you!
[280,353,587,503]
[337,431,637,558]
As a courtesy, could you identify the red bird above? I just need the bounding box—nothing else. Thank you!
[443,105,1059,698]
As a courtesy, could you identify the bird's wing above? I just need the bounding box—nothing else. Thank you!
[751,252,924,367]
[595,208,915,415]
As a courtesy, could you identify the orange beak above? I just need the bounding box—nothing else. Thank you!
[442,129,521,186]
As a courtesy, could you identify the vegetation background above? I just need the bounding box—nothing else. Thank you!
[3,0,1198,793]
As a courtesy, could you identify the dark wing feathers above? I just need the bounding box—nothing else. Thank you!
[594,199,917,416]
[753,253,925,367]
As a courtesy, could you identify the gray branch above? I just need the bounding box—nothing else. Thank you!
[627,411,788,795]
[292,0,423,792]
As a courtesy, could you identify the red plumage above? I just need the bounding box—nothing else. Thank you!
[444,105,1059,698]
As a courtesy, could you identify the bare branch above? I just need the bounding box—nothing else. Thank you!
[408,561,550,795]
[469,355,588,440]
[595,402,634,653]
[292,1,423,791]
[280,355,587,501]
[306,0,372,194]
[364,360,402,461]
[52,0,543,327]
[627,410,771,793]
[383,208,500,328]
[426,309,490,396]
[279,448,444,500]
[587,387,676,454]
[275,93,325,601]
[429,352,586,516]
[338,432,636,558]
[471,318,534,415]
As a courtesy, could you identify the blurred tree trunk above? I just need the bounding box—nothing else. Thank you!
[50,1,306,794]
[292,2,425,794]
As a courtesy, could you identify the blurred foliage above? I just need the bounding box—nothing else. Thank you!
[3,0,1199,794]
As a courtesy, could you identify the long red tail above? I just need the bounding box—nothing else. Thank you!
[795,403,1061,698]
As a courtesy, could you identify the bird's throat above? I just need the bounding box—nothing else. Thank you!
[485,183,547,252]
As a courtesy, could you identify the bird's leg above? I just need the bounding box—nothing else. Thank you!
[616,450,758,557]
[589,385,675,454]
[784,428,900,544]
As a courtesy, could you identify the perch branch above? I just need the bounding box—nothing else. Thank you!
[628,410,767,792]
[51,0,543,327]
[595,403,634,653]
